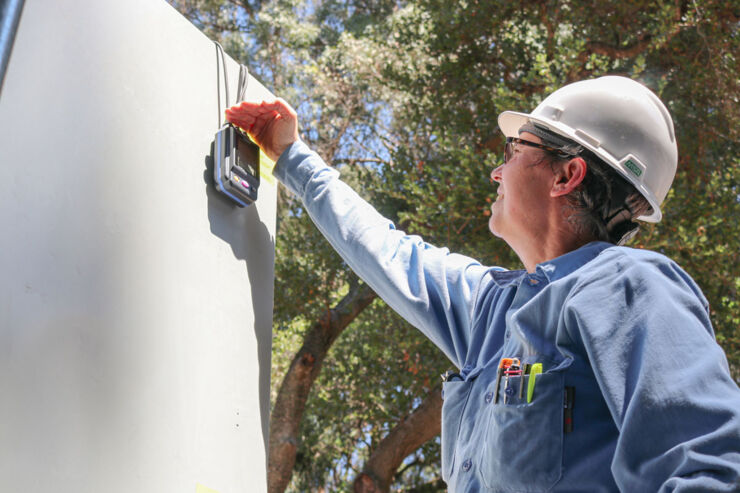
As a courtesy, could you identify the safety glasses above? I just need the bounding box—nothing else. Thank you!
[504,137,576,164]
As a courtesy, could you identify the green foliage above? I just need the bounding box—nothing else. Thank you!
[292,299,445,490]
[171,0,740,490]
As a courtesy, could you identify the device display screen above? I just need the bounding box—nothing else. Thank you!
[234,131,260,178]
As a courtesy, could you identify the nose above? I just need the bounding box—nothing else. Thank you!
[490,164,503,183]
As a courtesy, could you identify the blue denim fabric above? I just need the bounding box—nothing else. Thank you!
[274,140,740,492]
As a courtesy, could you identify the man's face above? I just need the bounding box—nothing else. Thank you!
[488,132,557,242]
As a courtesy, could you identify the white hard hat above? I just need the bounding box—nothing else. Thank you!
[498,76,678,222]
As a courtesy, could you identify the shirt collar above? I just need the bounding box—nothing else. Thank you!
[489,241,613,287]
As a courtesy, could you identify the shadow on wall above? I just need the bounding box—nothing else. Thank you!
[202,142,274,459]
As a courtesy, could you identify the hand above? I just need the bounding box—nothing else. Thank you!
[225,98,299,162]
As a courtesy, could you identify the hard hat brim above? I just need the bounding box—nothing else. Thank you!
[498,111,532,139]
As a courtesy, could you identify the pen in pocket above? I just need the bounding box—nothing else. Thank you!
[494,357,519,404]
[564,386,575,433]
[518,363,530,399]
[503,361,521,404]
[527,363,543,403]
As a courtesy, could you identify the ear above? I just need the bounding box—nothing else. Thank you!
[550,157,587,197]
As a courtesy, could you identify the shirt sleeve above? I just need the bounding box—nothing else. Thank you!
[273,140,490,368]
[564,250,740,492]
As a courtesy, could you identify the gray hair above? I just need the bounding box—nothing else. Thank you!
[520,122,652,245]
[563,150,652,245]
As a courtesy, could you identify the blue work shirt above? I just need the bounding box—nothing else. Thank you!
[274,140,740,492]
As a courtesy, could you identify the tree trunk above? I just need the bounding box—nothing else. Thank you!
[268,282,377,493]
[353,388,443,493]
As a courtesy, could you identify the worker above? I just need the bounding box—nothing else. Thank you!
[226,76,740,491]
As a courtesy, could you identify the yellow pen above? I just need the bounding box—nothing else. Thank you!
[527,363,543,403]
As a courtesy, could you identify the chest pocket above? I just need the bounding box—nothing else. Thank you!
[440,379,473,482]
[479,369,564,492]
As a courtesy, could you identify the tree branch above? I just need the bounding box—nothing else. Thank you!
[585,35,655,59]
[353,388,443,493]
[575,5,691,74]
[268,282,377,493]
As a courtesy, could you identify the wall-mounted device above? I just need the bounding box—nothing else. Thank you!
[213,41,259,207]
[214,123,260,207]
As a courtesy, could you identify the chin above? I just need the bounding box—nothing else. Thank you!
[488,216,503,239]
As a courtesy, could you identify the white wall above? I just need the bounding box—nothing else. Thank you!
[0,1,275,492]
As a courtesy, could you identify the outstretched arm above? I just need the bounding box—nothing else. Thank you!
[225,99,490,367]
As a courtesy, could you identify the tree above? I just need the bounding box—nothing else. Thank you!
[170,0,739,491]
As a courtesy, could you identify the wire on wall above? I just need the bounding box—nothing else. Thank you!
[214,41,250,127]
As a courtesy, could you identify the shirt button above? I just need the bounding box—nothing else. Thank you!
[505,386,515,396]
[505,331,511,339]
[484,391,493,403]
[462,459,472,472]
